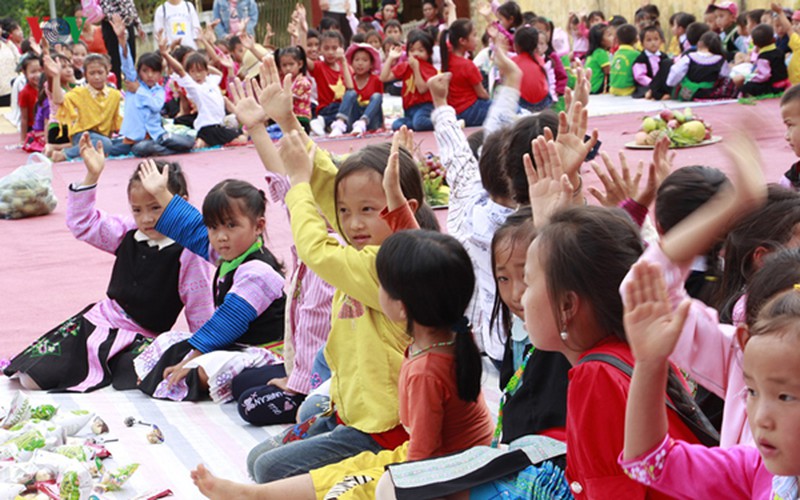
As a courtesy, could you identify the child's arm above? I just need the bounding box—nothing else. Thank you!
[239,31,269,61]
[19,103,29,143]
[158,30,187,78]
[66,133,137,252]
[43,55,63,106]
[771,3,792,35]
[666,55,689,88]
[338,48,354,90]
[622,261,691,460]
[137,161,214,261]
[111,14,139,93]
[381,126,420,231]
[632,61,652,87]
[407,55,429,94]
[380,46,403,82]
[404,373,447,461]
[473,81,490,100]
[482,39,522,134]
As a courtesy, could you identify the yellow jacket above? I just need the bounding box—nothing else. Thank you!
[56,86,123,140]
[284,147,410,433]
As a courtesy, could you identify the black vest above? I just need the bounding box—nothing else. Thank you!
[686,55,724,84]
[633,51,670,80]
[106,231,184,333]
[760,48,788,84]
[213,249,286,345]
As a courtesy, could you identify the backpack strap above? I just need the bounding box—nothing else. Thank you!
[579,353,720,447]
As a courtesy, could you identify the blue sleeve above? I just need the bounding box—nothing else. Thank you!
[120,43,137,83]
[188,293,257,353]
[155,195,211,260]
[136,84,165,112]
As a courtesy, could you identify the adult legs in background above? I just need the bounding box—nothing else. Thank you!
[101,21,136,87]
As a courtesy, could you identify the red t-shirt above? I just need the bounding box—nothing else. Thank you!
[18,83,39,129]
[311,61,346,112]
[446,53,483,114]
[512,52,550,105]
[392,59,437,110]
[398,350,494,461]
[565,338,702,499]
[353,73,384,106]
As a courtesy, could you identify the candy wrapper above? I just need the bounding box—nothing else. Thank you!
[95,463,139,493]
[0,393,31,430]
[89,418,107,436]
[52,410,93,437]
[0,153,58,220]
[54,445,93,462]
[146,425,164,444]
[29,405,58,422]
[0,482,25,500]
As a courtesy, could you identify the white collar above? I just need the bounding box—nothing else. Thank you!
[134,230,176,250]
[645,49,661,57]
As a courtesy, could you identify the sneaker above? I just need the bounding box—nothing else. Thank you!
[352,119,367,137]
[329,119,347,137]
[309,116,326,137]
[457,119,466,129]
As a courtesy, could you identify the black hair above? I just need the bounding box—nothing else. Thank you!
[202,179,284,273]
[406,28,434,57]
[20,39,34,55]
[587,23,611,56]
[751,23,775,48]
[497,1,523,28]
[376,230,482,402]
[490,206,536,339]
[83,53,110,72]
[609,15,628,27]
[745,248,800,327]
[615,23,638,45]
[307,28,321,41]
[422,24,440,42]
[171,45,194,66]
[479,129,511,200]
[365,29,383,42]
[747,9,766,25]
[588,10,606,23]
[69,40,88,52]
[699,30,723,55]
[715,187,800,322]
[736,13,748,28]
[781,83,800,106]
[320,29,345,47]
[513,25,540,58]
[539,206,644,346]
[184,52,209,72]
[639,25,665,44]
[18,54,40,75]
[131,160,188,198]
[136,52,163,74]
[440,19,473,72]
[502,111,560,204]
[639,4,660,19]
[319,16,341,32]
[384,19,402,32]
[675,13,696,29]
[334,142,439,237]
[1,19,20,38]
[351,33,366,43]
[466,129,484,160]
[357,21,375,33]
[228,36,242,52]
[277,45,308,75]
[686,22,710,46]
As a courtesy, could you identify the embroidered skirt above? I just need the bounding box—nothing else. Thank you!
[3,302,152,392]
[134,331,279,403]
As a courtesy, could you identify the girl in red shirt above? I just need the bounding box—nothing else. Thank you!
[381,29,438,131]
[328,43,384,137]
[17,55,42,145]
[440,19,490,126]
[522,205,704,499]
[511,26,552,112]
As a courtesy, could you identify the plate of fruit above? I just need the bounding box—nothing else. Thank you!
[419,152,449,209]
[626,108,721,149]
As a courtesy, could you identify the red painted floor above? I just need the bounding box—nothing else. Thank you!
[0,98,793,357]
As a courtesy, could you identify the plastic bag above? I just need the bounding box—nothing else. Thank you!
[0,153,58,220]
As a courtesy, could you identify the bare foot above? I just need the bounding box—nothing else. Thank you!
[194,138,208,149]
[191,464,255,500]
[50,150,66,162]
[227,134,249,146]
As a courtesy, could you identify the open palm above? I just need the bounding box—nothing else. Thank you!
[225,78,267,129]
[256,56,294,123]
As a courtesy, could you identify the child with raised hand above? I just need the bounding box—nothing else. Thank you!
[111,14,195,157]
[157,31,246,149]
[192,139,491,498]
[218,72,335,426]
[619,127,770,449]
[440,19,491,126]
[772,3,800,86]
[4,133,215,392]
[381,29,438,131]
[243,55,438,484]
[133,162,286,403]
[620,263,800,498]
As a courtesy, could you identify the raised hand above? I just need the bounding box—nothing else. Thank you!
[587,151,643,207]
[264,23,275,46]
[477,0,492,19]
[224,77,267,129]
[384,126,411,211]
[527,136,574,228]
[545,98,598,191]
[623,262,691,365]
[239,31,255,50]
[493,39,521,88]
[137,159,172,206]
[256,55,295,125]
[156,29,168,54]
[278,130,315,186]
[724,123,767,211]
[42,54,61,78]
[636,135,673,207]
[388,45,403,61]
[428,72,451,106]
[110,14,127,41]
[79,132,106,186]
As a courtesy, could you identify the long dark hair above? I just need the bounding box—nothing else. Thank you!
[490,206,536,340]
[405,28,434,58]
[513,25,540,59]
[277,45,308,75]
[699,30,722,56]
[333,142,439,240]
[745,248,800,327]
[376,230,482,402]
[536,206,643,347]
[501,111,560,204]
[587,23,610,55]
[440,18,473,72]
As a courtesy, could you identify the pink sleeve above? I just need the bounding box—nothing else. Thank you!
[632,62,652,86]
[620,244,738,399]
[749,59,771,83]
[66,185,137,254]
[619,198,648,227]
[619,437,762,498]
[264,171,292,207]
[228,260,286,316]
[578,22,589,38]
[551,54,568,94]
[178,249,216,332]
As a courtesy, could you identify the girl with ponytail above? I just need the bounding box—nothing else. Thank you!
[439,19,491,126]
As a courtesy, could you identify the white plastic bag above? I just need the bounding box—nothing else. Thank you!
[0,153,58,220]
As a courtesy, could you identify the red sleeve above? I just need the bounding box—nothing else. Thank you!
[380,202,420,232]
[465,60,482,85]
[19,86,37,108]
[566,364,649,499]
[404,372,447,461]
[392,62,409,79]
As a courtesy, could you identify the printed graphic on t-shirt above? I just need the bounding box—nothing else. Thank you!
[404,74,416,95]
[338,296,364,319]
[172,21,188,37]
[329,77,346,101]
